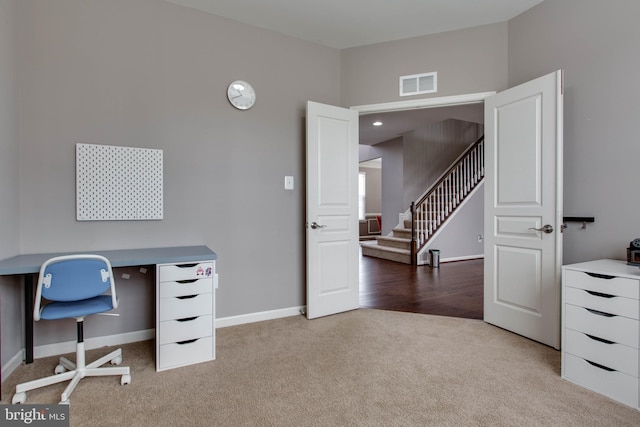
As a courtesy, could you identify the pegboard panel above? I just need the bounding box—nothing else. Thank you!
[76,143,163,221]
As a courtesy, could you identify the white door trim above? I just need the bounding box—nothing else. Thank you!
[350,91,496,115]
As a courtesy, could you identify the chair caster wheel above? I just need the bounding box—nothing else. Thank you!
[12,392,26,404]
[59,399,70,405]
[55,364,67,374]
[121,374,131,385]
[111,356,122,365]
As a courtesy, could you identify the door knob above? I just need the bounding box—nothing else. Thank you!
[528,224,554,234]
[310,222,326,230]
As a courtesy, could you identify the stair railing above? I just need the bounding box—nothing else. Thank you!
[410,136,484,264]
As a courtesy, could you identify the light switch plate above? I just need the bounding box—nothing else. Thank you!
[284,176,294,190]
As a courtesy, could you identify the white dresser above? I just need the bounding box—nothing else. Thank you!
[156,261,217,372]
[562,259,640,409]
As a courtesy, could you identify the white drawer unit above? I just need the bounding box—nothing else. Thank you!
[562,260,640,409]
[156,261,217,371]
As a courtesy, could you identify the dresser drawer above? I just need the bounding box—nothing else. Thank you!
[563,353,638,409]
[158,315,213,346]
[565,304,638,348]
[159,293,213,321]
[159,277,213,298]
[158,262,214,282]
[564,269,639,299]
[158,336,214,371]
[565,286,638,319]
[564,328,638,377]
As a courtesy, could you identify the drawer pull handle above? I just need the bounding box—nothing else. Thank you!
[177,317,198,322]
[585,334,615,345]
[176,263,198,268]
[585,290,615,299]
[586,359,615,372]
[176,279,198,284]
[584,272,615,280]
[176,339,198,345]
[585,308,615,317]
[176,294,198,300]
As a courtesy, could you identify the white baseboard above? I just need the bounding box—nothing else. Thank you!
[417,254,484,266]
[442,254,484,263]
[2,307,305,383]
[3,351,25,383]
[216,305,305,328]
[34,329,155,359]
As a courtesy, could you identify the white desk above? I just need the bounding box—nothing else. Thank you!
[0,245,217,366]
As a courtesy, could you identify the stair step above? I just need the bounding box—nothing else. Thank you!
[360,241,411,264]
[376,236,411,250]
[392,228,412,239]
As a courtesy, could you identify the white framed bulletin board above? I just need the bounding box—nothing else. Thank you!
[76,143,163,221]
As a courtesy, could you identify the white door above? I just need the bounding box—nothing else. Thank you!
[484,70,563,349]
[306,101,360,319]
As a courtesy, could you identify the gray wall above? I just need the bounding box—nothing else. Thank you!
[10,0,340,355]
[403,119,483,206]
[508,0,640,264]
[6,0,638,370]
[359,165,382,214]
[424,184,484,263]
[360,138,404,235]
[0,0,22,368]
[341,22,508,107]
[343,22,507,241]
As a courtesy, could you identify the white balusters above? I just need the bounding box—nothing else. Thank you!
[411,137,485,258]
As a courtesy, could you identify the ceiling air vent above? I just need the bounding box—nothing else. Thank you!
[400,72,437,97]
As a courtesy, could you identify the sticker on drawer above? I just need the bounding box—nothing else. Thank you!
[159,262,214,282]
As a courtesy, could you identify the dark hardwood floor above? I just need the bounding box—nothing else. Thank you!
[359,253,484,319]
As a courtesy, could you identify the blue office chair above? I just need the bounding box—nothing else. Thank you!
[12,255,131,405]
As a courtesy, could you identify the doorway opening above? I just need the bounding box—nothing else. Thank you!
[353,91,494,320]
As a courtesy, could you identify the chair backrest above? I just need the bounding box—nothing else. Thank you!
[34,254,118,320]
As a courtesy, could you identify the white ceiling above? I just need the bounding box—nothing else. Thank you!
[359,103,484,146]
[164,0,543,49]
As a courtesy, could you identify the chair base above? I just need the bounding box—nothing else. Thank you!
[13,345,130,405]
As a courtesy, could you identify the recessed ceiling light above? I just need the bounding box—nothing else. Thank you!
[373,121,383,126]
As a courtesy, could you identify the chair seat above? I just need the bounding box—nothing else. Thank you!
[40,295,114,320]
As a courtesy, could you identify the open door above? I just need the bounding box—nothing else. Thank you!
[306,101,360,319]
[484,70,563,349]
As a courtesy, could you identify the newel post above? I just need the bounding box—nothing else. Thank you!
[410,202,416,265]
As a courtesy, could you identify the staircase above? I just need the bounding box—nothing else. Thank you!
[360,220,414,264]
[361,136,484,264]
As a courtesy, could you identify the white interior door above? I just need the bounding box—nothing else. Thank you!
[306,101,359,319]
[484,70,563,349]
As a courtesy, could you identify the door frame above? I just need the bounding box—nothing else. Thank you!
[350,91,496,116]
